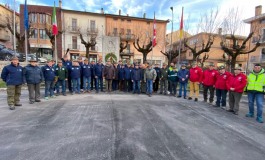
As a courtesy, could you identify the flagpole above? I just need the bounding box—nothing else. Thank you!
[177,39,181,69]
[177,7,184,70]
[55,35,58,64]
[25,29,28,65]
[13,0,16,53]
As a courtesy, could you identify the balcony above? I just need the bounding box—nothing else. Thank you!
[0,34,10,41]
[87,28,98,35]
[90,46,98,52]
[120,50,134,56]
[67,26,79,33]
[120,34,136,41]
[68,44,80,50]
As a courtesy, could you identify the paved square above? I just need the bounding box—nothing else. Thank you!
[0,91,264,160]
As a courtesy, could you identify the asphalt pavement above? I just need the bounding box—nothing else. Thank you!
[0,90,264,160]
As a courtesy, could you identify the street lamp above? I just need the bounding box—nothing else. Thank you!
[170,7,173,65]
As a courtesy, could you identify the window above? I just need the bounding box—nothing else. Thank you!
[120,28,124,35]
[46,14,51,24]
[72,36,77,49]
[91,45,96,51]
[90,20,96,32]
[262,48,265,60]
[72,18,77,31]
[31,29,38,39]
[30,13,38,23]
[126,44,130,53]
[113,28,118,36]
[39,14,46,24]
[127,29,131,35]
[188,51,192,57]
[39,29,47,39]
[262,29,265,42]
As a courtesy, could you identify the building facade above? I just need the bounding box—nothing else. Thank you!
[105,12,168,65]
[0,4,19,49]
[244,5,265,70]
[61,9,105,62]
[20,3,63,59]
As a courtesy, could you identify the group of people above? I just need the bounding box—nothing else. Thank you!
[1,55,264,123]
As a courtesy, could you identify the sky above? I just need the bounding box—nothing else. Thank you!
[2,0,265,36]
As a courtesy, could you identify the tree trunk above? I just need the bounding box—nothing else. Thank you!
[86,46,90,59]
[230,57,237,73]
[143,53,147,63]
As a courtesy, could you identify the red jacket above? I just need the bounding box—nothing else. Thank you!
[214,71,231,90]
[226,73,247,93]
[189,67,203,82]
[201,69,218,86]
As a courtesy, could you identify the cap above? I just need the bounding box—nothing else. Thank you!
[29,57,37,62]
[254,64,261,67]
[209,64,214,66]
[10,56,19,60]
[78,57,83,60]
[218,66,225,70]
[181,64,186,67]
[57,60,62,63]
[173,66,177,69]
[162,63,167,66]
[73,59,79,62]
[114,61,118,64]
[192,61,197,65]
[233,67,242,70]
[46,59,52,62]
[84,58,89,61]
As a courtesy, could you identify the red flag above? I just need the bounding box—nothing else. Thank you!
[52,1,58,35]
[179,7,184,39]
[153,12,156,47]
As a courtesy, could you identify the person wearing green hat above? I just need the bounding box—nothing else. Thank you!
[55,60,68,96]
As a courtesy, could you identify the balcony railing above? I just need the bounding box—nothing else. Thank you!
[87,27,98,34]
[68,26,79,33]
[120,34,136,41]
[68,44,80,50]
[90,46,98,52]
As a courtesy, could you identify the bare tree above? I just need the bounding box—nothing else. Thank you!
[184,8,220,62]
[5,15,33,53]
[79,28,97,59]
[220,8,260,71]
[133,38,152,62]
[160,50,179,66]
[45,27,63,51]
[119,41,128,53]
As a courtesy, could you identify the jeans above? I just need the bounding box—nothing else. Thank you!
[56,80,66,94]
[146,79,153,94]
[45,81,55,97]
[133,80,141,93]
[72,78,80,93]
[83,76,91,91]
[203,85,215,102]
[95,77,103,91]
[248,92,264,118]
[67,72,72,92]
[216,89,228,107]
[112,80,119,91]
[179,83,187,97]
[124,80,132,92]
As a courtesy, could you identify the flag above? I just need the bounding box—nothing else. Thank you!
[24,0,29,30]
[153,12,157,47]
[52,1,58,35]
[179,7,184,39]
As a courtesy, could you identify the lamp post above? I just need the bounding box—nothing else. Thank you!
[170,7,173,65]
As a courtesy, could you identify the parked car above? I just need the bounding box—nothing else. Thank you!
[0,48,26,62]
[26,54,47,63]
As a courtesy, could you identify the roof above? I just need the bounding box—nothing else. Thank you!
[105,14,169,23]
[0,4,19,16]
[244,13,265,23]
[62,8,105,17]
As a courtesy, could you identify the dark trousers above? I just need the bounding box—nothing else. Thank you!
[91,76,96,90]
[80,74,83,90]
[153,78,159,92]
[105,79,113,92]
[124,80,132,92]
[112,80,119,91]
[203,85,215,102]
[133,80,141,93]
[216,89,228,107]
[67,72,72,92]
[27,83,41,102]
[119,80,125,91]
[169,81,177,95]
[229,91,242,112]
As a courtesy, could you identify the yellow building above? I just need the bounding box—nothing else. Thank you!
[0,4,19,49]
[244,5,265,69]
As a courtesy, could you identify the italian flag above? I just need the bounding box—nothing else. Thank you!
[52,1,58,35]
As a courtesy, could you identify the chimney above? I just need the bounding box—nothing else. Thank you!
[59,0,62,8]
[143,13,146,18]
[255,5,262,16]
[101,8,104,14]
[119,9,121,15]
[218,28,222,35]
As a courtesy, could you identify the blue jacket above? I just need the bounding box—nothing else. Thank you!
[70,66,81,79]
[94,63,104,77]
[1,63,23,85]
[82,64,92,78]
[131,68,142,81]
[118,68,125,80]
[91,64,95,77]
[177,69,189,83]
[154,67,161,79]
[63,60,72,71]
[24,64,44,84]
[124,67,133,80]
[42,65,56,81]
